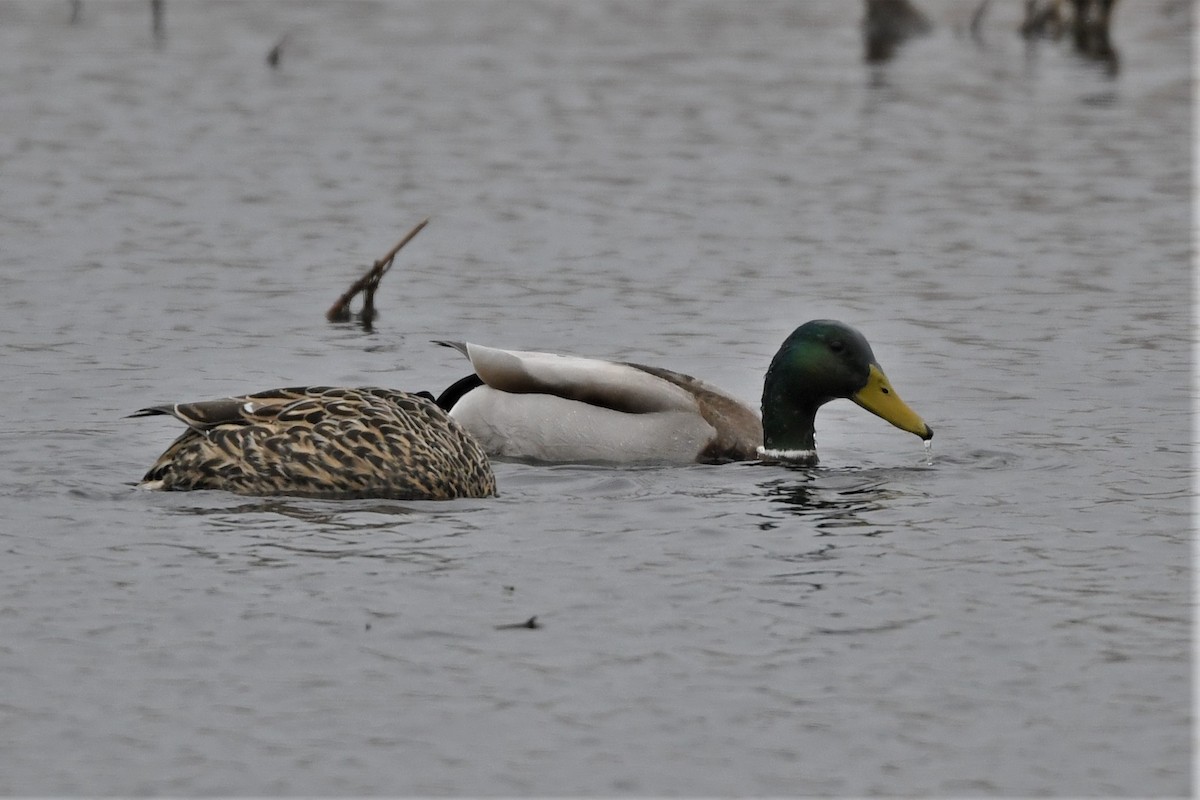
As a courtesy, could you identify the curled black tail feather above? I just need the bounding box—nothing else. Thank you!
[434,374,484,412]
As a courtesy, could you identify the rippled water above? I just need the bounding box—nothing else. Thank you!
[0,0,1191,795]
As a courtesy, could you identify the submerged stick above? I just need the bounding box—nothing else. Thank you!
[325,218,429,326]
[969,0,990,44]
[267,32,289,68]
[150,0,164,41]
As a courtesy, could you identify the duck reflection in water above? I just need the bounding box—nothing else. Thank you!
[758,470,909,531]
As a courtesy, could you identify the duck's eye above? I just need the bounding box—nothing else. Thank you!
[829,340,845,353]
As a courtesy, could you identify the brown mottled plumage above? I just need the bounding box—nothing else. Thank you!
[133,387,496,500]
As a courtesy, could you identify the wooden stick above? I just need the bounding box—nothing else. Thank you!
[325,218,429,324]
[151,0,165,41]
[266,32,289,68]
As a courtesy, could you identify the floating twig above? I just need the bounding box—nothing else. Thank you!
[1020,0,1066,39]
[150,0,165,41]
[325,218,429,328]
[1019,0,1119,74]
[267,32,289,68]
[969,0,990,45]
[495,616,541,630]
[862,0,932,64]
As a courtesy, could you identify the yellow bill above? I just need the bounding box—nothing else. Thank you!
[851,364,934,440]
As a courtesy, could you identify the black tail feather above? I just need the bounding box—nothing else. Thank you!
[434,374,484,412]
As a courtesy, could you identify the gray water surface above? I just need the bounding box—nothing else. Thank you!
[0,0,1191,795]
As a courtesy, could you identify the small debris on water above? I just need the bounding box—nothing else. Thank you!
[495,615,540,630]
[267,33,288,68]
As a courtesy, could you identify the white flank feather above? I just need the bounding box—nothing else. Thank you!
[450,386,715,464]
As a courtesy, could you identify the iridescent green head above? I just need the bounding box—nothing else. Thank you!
[759,320,933,462]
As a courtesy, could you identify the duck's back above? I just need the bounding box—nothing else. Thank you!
[137,387,496,500]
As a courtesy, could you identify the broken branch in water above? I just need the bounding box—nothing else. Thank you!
[325,218,429,327]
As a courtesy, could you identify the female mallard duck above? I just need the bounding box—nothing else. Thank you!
[434,320,932,465]
[133,386,496,500]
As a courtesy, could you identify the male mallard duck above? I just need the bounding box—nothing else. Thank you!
[133,386,496,500]
[434,320,932,465]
